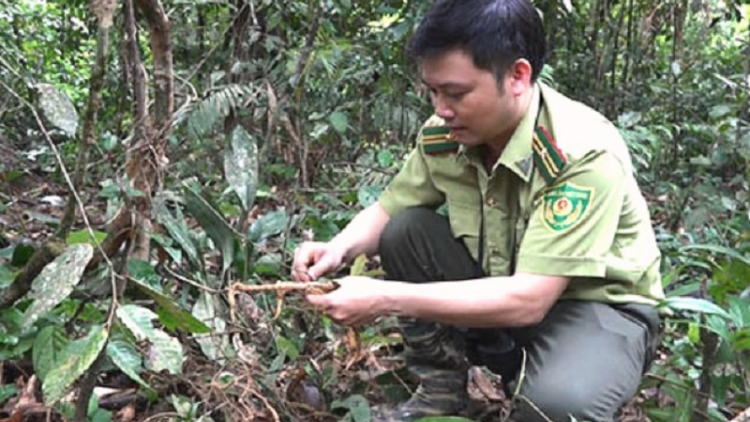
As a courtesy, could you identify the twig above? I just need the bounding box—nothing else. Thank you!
[250,388,281,422]
[228,280,338,320]
[163,266,224,294]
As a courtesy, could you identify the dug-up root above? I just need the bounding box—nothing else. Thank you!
[228,280,339,320]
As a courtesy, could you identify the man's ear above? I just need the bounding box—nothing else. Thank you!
[506,59,533,97]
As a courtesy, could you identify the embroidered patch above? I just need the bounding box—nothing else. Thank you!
[541,182,593,232]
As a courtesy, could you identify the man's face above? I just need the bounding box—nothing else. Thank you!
[419,49,527,149]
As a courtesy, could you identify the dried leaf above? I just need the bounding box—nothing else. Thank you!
[36,83,78,138]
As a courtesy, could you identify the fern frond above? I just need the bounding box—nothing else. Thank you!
[185,83,257,139]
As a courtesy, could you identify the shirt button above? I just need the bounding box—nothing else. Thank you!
[486,198,497,207]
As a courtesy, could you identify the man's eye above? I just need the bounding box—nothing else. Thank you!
[446,92,466,100]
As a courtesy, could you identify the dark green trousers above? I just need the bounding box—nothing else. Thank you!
[378,208,660,422]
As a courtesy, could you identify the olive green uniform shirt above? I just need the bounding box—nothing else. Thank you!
[378,83,665,305]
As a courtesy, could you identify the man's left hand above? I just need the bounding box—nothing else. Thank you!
[305,276,388,326]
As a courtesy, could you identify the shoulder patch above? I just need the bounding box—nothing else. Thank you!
[541,182,593,232]
[532,126,567,184]
[421,126,458,155]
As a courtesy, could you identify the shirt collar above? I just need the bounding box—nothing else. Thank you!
[455,84,541,182]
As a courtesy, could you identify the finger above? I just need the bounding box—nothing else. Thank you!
[305,292,329,308]
[308,254,340,280]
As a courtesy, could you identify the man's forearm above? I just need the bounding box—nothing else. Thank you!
[330,202,391,263]
[381,273,569,328]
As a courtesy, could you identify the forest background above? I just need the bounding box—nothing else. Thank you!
[0,0,749,421]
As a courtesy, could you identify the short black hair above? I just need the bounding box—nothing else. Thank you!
[408,0,547,82]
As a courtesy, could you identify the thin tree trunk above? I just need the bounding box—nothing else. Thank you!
[58,4,114,238]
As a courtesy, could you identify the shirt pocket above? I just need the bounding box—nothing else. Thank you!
[446,199,481,261]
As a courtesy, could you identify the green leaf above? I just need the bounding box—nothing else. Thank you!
[192,292,231,363]
[117,305,158,341]
[66,229,107,247]
[0,384,18,405]
[184,186,237,276]
[357,185,382,208]
[660,297,731,319]
[43,325,108,404]
[681,244,750,267]
[36,83,79,137]
[157,205,201,269]
[223,126,259,211]
[106,340,154,393]
[11,243,35,267]
[328,111,348,133]
[147,330,184,375]
[331,394,370,422]
[128,277,210,334]
[247,209,289,243]
[21,244,94,329]
[0,264,19,288]
[116,305,185,375]
[33,326,69,380]
[377,149,394,167]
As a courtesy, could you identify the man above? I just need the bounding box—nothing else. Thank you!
[292,0,664,421]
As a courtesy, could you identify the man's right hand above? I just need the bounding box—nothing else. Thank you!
[292,242,347,282]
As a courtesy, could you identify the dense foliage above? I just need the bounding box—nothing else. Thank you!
[0,0,748,421]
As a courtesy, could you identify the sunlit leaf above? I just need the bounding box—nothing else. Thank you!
[66,229,108,247]
[117,305,158,341]
[43,325,108,404]
[36,83,78,138]
[147,330,184,375]
[223,126,258,210]
[192,292,231,363]
[157,204,201,269]
[21,244,94,329]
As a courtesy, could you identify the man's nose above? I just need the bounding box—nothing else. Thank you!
[432,96,455,120]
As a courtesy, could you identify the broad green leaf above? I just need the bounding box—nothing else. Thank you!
[254,253,282,276]
[43,325,108,404]
[377,149,394,167]
[147,330,184,375]
[128,277,210,334]
[681,244,750,267]
[106,340,154,392]
[223,126,259,211]
[117,305,159,341]
[66,229,107,247]
[0,384,18,405]
[33,326,69,380]
[10,243,35,267]
[21,244,94,329]
[0,264,18,288]
[116,306,184,375]
[660,297,731,319]
[328,111,348,133]
[331,394,370,422]
[357,185,382,208]
[247,209,289,243]
[36,83,78,138]
[157,204,201,269]
[192,292,230,363]
[184,186,237,277]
